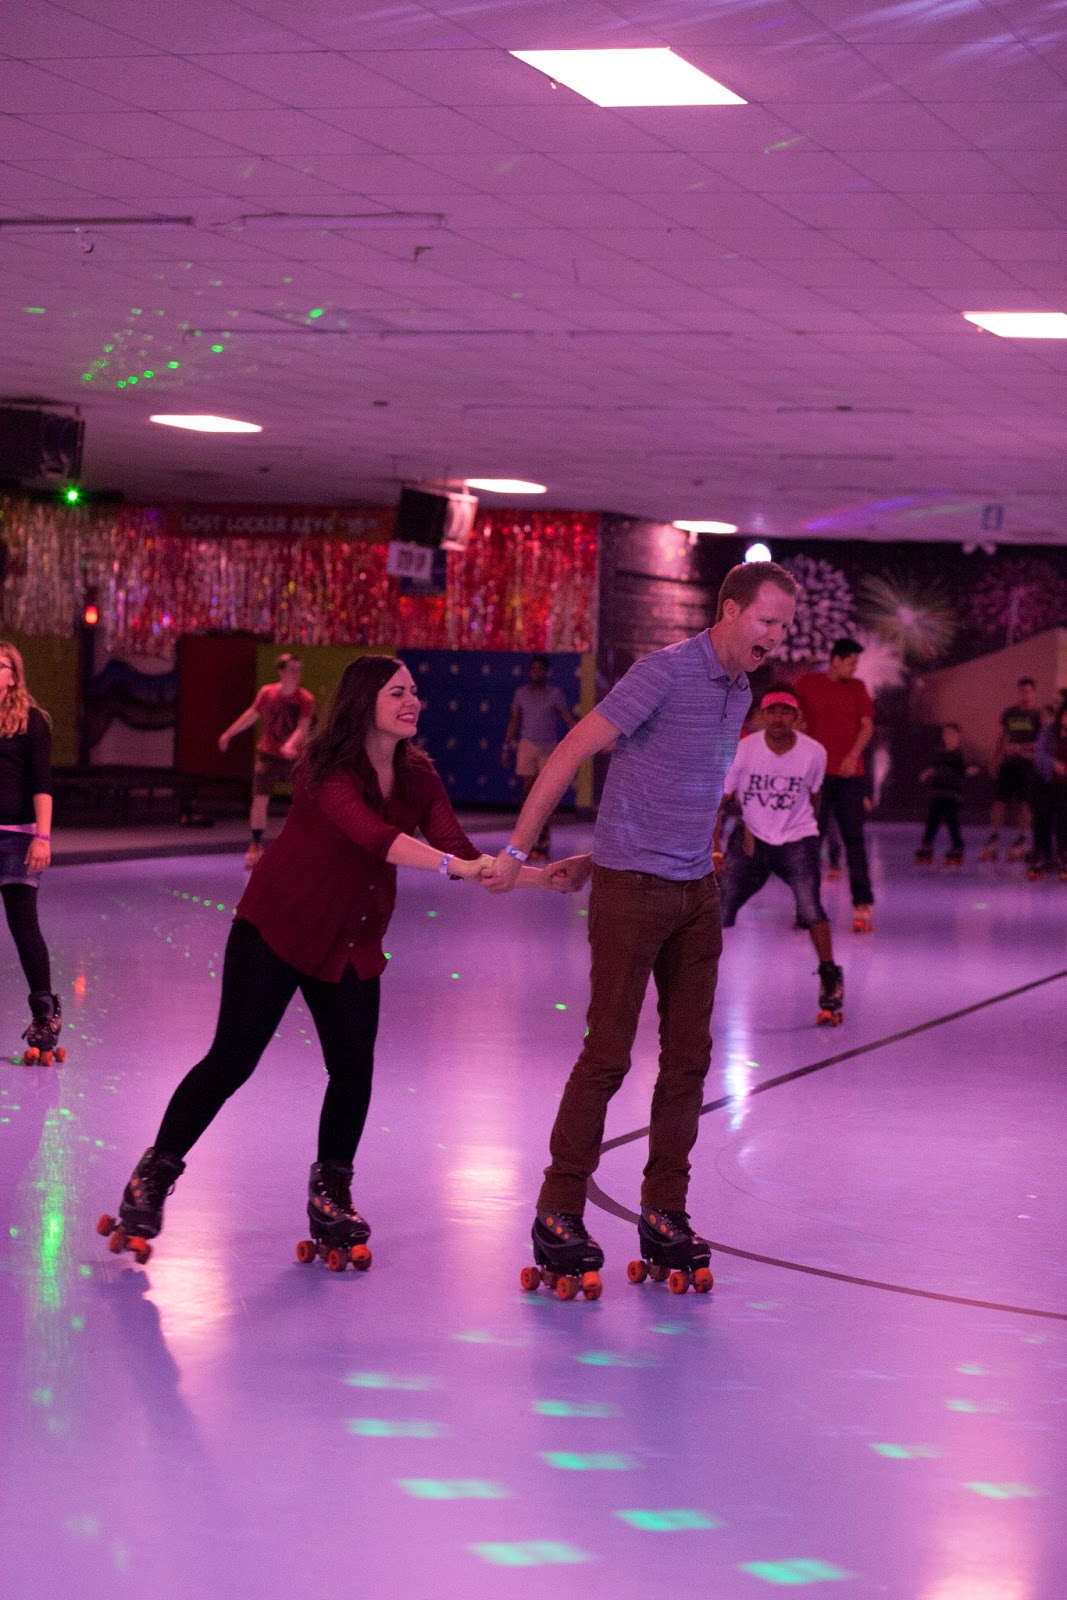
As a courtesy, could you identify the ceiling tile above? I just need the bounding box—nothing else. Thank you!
[195,51,427,108]
[40,54,280,111]
[23,112,256,161]
[165,109,380,156]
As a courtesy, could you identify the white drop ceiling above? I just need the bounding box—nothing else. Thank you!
[2,0,1066,543]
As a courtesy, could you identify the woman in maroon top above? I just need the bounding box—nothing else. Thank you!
[101,657,544,1267]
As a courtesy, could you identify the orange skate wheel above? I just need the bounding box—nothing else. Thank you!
[54,1048,66,1063]
[97,1214,115,1237]
[107,1227,127,1254]
[296,1240,316,1265]
[555,1275,578,1301]
[581,1272,602,1301]
[520,1265,541,1291]
[326,1247,348,1272]
[693,1267,714,1293]
[627,1259,648,1284]
[130,1237,152,1265]
[40,1052,54,1066]
[350,1245,372,1271]
[667,1270,690,1295]
[23,1048,40,1065]
[648,1262,669,1283]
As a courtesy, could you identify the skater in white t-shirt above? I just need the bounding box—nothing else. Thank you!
[713,688,844,1025]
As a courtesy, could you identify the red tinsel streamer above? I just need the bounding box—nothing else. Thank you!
[1,499,598,657]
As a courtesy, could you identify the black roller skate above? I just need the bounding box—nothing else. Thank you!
[628,1209,713,1295]
[521,1211,604,1301]
[945,847,964,868]
[97,1147,186,1265]
[296,1160,372,1273]
[21,992,65,1066]
[816,961,844,1027]
[914,846,933,865]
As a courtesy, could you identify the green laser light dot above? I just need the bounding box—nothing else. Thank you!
[167,361,180,368]
[143,370,154,378]
[555,1002,567,1010]
[211,344,224,353]
[308,307,325,318]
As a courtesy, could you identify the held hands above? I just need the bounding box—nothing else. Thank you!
[482,849,523,894]
[448,853,496,882]
[25,838,51,873]
[544,854,592,894]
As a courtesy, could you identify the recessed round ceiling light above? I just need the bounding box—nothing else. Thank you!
[672,519,738,534]
[149,414,262,433]
[464,478,547,494]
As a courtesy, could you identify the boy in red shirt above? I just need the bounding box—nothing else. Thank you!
[793,637,876,932]
[219,653,315,868]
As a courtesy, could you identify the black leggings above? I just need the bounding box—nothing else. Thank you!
[155,919,381,1166]
[2,884,51,993]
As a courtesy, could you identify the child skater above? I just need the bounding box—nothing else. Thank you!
[0,643,64,1065]
[714,687,844,1026]
[100,656,550,1268]
[915,723,979,866]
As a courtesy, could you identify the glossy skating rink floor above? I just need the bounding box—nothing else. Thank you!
[1,825,1064,1600]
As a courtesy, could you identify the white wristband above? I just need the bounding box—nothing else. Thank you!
[439,853,453,876]
[504,844,529,863]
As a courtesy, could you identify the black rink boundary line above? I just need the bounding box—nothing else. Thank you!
[587,965,1067,1322]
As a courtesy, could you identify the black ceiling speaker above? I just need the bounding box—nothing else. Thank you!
[395,486,477,550]
[0,406,85,483]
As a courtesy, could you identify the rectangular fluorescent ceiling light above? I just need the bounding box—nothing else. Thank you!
[673,519,737,534]
[239,212,443,231]
[150,415,261,433]
[510,48,745,107]
[964,311,1067,338]
[465,478,546,494]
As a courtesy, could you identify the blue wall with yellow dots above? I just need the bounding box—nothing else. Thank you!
[407,651,590,808]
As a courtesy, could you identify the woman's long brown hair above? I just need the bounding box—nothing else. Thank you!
[0,642,50,739]
[300,654,428,811]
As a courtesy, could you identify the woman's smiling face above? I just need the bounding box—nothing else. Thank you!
[374,666,421,739]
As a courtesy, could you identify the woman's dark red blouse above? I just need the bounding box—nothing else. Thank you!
[236,759,481,981]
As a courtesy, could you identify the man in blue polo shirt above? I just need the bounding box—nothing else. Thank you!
[487,562,798,1292]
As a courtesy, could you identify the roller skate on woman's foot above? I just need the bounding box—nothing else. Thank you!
[97,1147,185,1264]
[945,847,964,868]
[296,1160,372,1273]
[914,846,933,865]
[21,992,65,1065]
[816,961,844,1027]
[979,834,999,863]
[627,1209,713,1295]
[521,1212,604,1300]
[852,905,874,934]
[1027,858,1047,881]
[1007,835,1030,862]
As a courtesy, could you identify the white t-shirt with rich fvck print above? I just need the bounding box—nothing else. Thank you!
[723,730,827,847]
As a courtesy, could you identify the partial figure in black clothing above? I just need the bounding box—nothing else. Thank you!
[981,677,1042,862]
[915,724,980,867]
[1030,700,1067,880]
[0,643,63,1065]
[99,656,557,1269]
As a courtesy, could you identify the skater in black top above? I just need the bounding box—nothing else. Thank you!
[0,643,63,1065]
[1031,701,1067,879]
[981,679,1041,861]
[915,724,979,866]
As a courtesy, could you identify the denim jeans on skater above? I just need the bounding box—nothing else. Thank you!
[818,775,873,906]
[720,829,828,929]
[921,796,963,853]
[537,865,722,1217]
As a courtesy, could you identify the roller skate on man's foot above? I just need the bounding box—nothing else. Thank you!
[945,847,965,868]
[627,1208,713,1295]
[979,834,1000,863]
[521,1211,604,1300]
[297,1160,372,1272]
[97,1147,185,1264]
[816,961,844,1027]
[852,904,874,934]
[21,991,65,1065]
[1007,835,1030,862]
[914,846,933,865]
